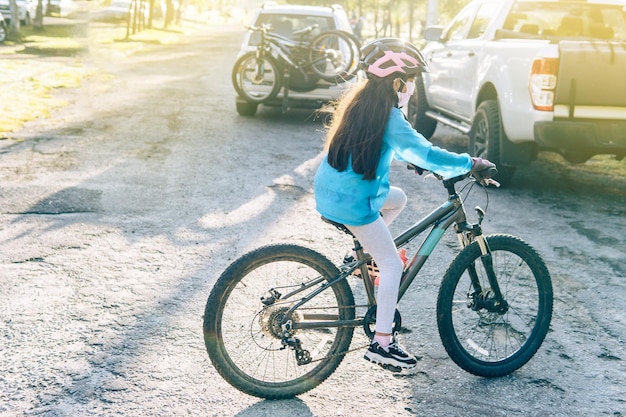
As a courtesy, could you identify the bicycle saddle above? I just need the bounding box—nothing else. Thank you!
[293,24,319,38]
[321,216,354,236]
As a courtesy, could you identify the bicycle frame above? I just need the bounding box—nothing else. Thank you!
[264,33,302,68]
[395,196,468,301]
[254,25,310,72]
[206,170,552,390]
[280,182,498,334]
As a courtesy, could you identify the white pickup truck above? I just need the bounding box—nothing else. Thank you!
[409,0,626,184]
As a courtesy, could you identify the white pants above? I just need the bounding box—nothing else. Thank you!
[347,186,407,335]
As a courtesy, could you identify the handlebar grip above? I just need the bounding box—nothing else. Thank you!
[473,166,500,187]
[406,164,425,175]
[484,166,498,177]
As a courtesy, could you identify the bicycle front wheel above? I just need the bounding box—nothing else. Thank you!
[437,234,553,377]
[203,244,355,399]
[308,30,360,83]
[232,52,282,103]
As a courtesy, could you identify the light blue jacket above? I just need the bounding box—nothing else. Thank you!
[314,107,473,226]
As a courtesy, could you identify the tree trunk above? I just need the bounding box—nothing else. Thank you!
[34,0,44,30]
[9,0,20,35]
[164,0,174,28]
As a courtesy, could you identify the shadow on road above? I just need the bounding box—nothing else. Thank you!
[234,398,314,417]
[430,127,626,199]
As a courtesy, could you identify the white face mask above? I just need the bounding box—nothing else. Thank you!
[397,80,416,108]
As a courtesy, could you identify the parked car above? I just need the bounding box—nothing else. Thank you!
[233,2,358,116]
[46,0,59,14]
[0,0,37,26]
[409,0,626,185]
[46,0,77,17]
[0,14,7,42]
[91,0,147,22]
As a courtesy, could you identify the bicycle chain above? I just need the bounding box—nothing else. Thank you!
[305,342,371,364]
[280,301,374,364]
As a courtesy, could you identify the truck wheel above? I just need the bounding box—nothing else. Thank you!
[236,100,258,116]
[470,100,515,186]
[408,76,437,139]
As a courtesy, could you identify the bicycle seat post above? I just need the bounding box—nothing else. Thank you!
[351,237,364,261]
[351,237,377,304]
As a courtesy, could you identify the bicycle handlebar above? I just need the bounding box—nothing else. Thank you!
[245,24,270,33]
[407,164,500,191]
[245,23,320,39]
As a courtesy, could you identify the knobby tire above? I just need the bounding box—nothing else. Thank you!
[469,100,516,186]
[437,234,553,377]
[203,244,355,399]
[308,30,360,83]
[232,52,282,103]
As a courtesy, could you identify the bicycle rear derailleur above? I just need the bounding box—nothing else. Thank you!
[281,320,312,365]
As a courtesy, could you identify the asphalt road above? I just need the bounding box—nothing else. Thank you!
[0,22,624,417]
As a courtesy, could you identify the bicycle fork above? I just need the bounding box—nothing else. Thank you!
[460,227,509,315]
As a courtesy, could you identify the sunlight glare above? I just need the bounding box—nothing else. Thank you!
[199,187,276,228]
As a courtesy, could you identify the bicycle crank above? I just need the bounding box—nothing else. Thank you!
[363,306,403,339]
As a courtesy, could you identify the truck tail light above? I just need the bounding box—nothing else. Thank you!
[529,58,559,111]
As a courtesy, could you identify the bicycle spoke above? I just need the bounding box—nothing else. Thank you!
[218,257,349,384]
[438,235,551,376]
[454,252,538,361]
[308,31,360,82]
[232,53,281,102]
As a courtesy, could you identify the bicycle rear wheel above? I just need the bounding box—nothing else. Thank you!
[203,244,355,399]
[308,30,360,83]
[232,52,282,103]
[437,234,553,377]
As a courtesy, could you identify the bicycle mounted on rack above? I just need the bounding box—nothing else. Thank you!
[231,23,361,113]
[203,166,553,399]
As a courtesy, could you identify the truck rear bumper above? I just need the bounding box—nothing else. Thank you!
[534,119,626,156]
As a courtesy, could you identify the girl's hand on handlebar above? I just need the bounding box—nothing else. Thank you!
[471,157,499,187]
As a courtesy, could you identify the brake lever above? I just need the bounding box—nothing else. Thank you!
[483,178,501,188]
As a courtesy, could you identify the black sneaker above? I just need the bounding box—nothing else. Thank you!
[364,340,418,372]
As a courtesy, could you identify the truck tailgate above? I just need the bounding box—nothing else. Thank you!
[555,41,626,116]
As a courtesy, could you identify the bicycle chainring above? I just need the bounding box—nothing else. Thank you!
[363,306,402,339]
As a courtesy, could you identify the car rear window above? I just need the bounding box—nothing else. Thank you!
[249,13,335,44]
[504,1,625,40]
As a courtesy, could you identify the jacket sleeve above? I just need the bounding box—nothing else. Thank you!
[384,108,473,179]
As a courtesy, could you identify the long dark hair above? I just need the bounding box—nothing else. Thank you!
[325,75,399,180]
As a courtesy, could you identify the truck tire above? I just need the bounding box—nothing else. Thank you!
[408,76,437,139]
[236,100,258,116]
[469,100,515,186]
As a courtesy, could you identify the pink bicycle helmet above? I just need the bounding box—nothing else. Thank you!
[361,38,429,78]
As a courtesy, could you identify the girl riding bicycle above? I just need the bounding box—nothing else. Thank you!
[314,37,494,370]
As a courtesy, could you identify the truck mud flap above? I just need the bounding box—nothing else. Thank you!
[500,129,537,166]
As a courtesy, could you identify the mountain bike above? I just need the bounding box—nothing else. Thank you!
[231,24,361,110]
[203,167,553,399]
